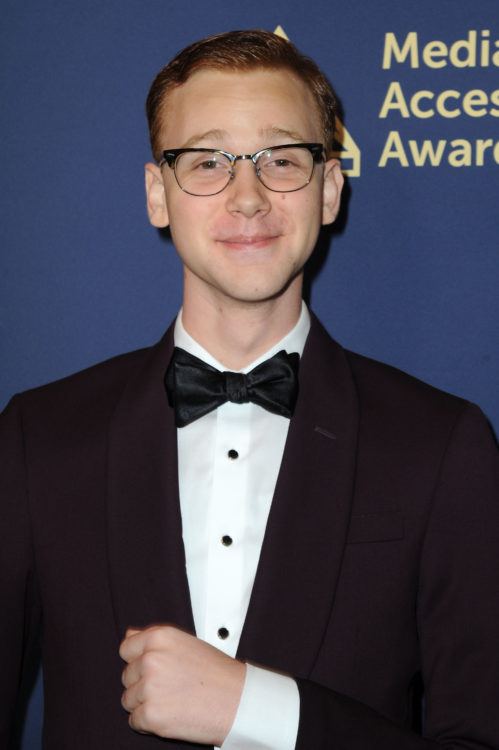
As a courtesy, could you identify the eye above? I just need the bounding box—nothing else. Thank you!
[187,153,229,172]
[259,148,309,173]
[269,158,294,168]
[198,159,222,170]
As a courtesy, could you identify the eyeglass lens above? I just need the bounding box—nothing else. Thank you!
[174,146,315,195]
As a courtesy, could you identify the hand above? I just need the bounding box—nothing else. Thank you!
[119,624,246,746]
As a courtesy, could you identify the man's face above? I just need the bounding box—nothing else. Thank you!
[145,67,343,308]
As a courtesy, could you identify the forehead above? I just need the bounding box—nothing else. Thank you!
[157,67,322,149]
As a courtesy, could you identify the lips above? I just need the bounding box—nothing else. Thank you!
[217,233,279,249]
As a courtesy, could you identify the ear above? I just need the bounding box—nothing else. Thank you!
[145,163,169,228]
[321,158,344,225]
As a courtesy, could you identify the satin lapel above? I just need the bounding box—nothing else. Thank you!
[237,316,359,676]
[106,324,194,640]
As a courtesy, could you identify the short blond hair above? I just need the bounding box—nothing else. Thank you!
[146,29,338,162]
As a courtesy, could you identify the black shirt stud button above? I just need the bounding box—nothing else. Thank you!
[217,627,229,640]
[227,449,239,460]
[221,535,233,546]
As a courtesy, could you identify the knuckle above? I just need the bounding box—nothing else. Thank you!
[145,625,179,656]
[149,624,171,646]
[141,649,161,674]
[129,710,145,732]
[131,702,159,735]
[121,689,131,712]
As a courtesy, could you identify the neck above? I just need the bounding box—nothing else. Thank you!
[181,280,303,370]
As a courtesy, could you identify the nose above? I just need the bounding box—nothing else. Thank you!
[224,159,271,218]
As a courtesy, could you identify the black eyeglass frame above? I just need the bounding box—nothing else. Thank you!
[158,143,325,196]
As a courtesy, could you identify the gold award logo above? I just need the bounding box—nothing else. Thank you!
[274,26,361,177]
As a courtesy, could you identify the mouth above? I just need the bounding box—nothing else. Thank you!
[217,234,279,251]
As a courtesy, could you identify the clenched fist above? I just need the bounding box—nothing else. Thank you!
[120,624,246,746]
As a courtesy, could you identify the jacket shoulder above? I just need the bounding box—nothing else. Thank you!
[310,313,469,420]
[7,345,155,427]
[345,348,467,412]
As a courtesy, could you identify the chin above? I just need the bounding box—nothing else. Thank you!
[221,278,298,305]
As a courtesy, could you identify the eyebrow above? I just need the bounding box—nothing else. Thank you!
[262,126,308,142]
[182,129,227,148]
[180,126,308,150]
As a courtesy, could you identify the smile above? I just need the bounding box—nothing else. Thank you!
[218,234,278,250]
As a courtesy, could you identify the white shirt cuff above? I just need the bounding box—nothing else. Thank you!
[220,663,300,750]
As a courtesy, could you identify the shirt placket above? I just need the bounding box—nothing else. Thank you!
[203,401,250,657]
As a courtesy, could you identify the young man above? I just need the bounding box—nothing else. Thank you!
[1,30,499,750]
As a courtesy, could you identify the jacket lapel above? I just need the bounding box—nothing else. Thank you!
[106,323,195,640]
[237,316,359,677]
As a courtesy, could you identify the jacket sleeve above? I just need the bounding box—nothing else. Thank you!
[295,403,499,750]
[0,396,42,746]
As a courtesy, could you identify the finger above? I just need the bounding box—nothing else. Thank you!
[121,659,142,688]
[121,677,144,713]
[128,702,153,735]
[119,629,145,662]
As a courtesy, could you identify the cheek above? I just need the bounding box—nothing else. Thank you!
[167,197,209,236]
[289,192,321,227]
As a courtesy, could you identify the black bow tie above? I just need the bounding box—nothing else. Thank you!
[165,347,300,427]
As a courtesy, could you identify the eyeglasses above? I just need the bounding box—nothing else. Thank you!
[159,143,324,196]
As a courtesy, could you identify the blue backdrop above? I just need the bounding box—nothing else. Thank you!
[1,1,498,746]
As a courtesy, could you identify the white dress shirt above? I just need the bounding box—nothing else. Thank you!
[174,303,310,749]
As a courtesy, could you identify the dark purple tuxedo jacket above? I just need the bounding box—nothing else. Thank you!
[1,315,499,749]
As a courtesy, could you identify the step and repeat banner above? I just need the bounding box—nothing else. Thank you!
[1,1,498,746]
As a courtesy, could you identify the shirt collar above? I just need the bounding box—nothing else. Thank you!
[173,301,310,373]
